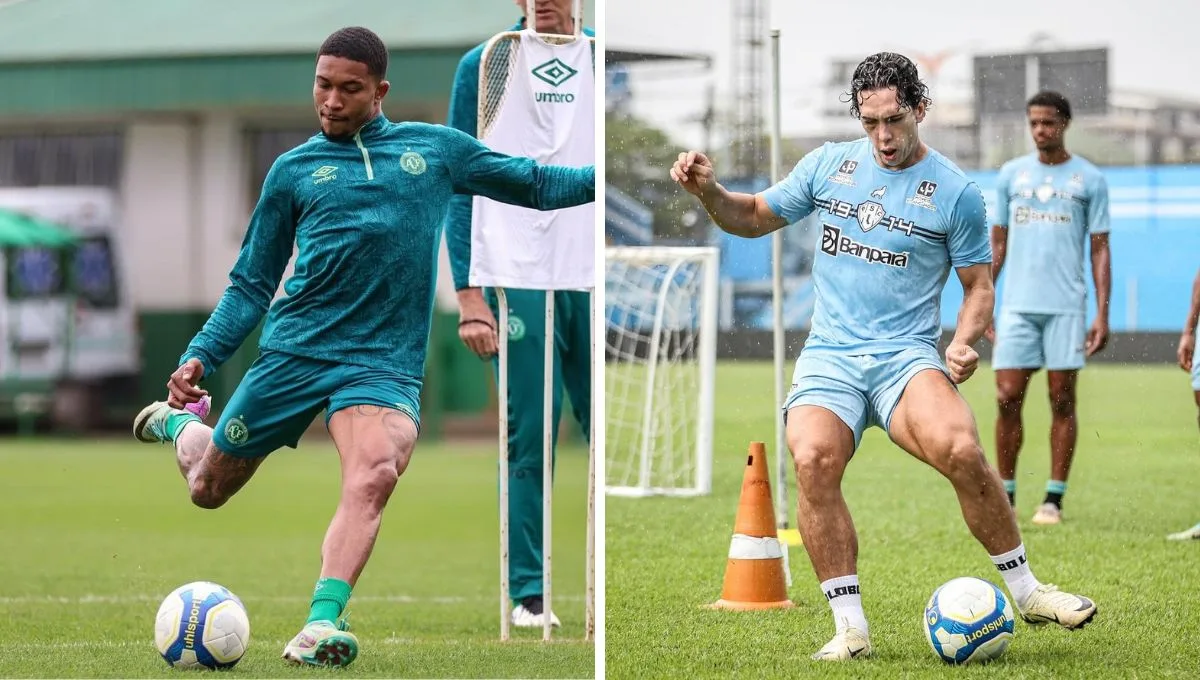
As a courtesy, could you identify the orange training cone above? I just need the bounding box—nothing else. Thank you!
[709,442,794,611]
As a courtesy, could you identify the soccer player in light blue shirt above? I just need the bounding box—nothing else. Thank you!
[670,52,1096,661]
[1168,266,1200,540]
[989,91,1112,526]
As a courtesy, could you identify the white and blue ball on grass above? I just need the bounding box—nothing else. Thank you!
[923,576,1015,665]
[154,581,251,669]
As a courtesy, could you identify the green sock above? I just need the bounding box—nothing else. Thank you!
[164,411,200,442]
[306,577,352,625]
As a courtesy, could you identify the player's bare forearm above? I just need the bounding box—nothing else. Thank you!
[1090,233,1111,323]
[952,263,995,347]
[697,186,755,236]
[989,225,1007,282]
[698,187,785,238]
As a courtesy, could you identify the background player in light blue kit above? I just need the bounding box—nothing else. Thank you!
[128,26,594,668]
[1168,265,1200,540]
[670,52,1096,661]
[988,91,1112,526]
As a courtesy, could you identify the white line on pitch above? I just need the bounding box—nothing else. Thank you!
[5,636,586,652]
[0,593,585,605]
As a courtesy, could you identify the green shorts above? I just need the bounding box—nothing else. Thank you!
[211,350,422,458]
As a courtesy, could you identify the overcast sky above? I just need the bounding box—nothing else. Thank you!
[606,0,1200,146]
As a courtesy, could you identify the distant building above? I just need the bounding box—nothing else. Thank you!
[799,53,1200,169]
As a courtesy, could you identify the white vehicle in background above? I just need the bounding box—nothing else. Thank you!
[0,187,139,430]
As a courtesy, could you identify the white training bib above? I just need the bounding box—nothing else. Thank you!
[470,29,595,291]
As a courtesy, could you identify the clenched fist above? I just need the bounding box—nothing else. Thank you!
[669,151,718,197]
[944,342,979,384]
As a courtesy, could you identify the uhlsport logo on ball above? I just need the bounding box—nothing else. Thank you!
[154,581,251,669]
[923,576,1014,665]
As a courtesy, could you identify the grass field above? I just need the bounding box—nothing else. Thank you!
[606,361,1200,679]
[0,436,594,678]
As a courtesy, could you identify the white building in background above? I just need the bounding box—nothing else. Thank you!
[0,0,571,429]
[799,52,1200,170]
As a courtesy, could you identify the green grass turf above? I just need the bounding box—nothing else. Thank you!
[0,437,594,678]
[605,361,1200,679]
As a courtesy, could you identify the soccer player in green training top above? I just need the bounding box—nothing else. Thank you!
[445,0,594,629]
[130,26,595,668]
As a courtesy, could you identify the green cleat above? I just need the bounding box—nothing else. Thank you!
[281,620,359,668]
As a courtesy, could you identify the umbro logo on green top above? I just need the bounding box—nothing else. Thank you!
[531,58,578,87]
[312,165,338,184]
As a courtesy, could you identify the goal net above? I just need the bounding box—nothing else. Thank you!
[605,246,718,497]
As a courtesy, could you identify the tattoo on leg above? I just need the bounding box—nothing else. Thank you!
[347,403,415,447]
[191,448,263,504]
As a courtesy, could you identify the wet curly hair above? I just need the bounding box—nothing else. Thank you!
[842,52,931,119]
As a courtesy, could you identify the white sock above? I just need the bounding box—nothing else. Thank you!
[820,575,868,635]
[990,543,1040,608]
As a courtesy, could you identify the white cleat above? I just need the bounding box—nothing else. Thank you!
[811,627,871,661]
[1018,584,1096,629]
[1167,522,1200,541]
[1031,502,1062,525]
[281,620,358,667]
[511,603,561,628]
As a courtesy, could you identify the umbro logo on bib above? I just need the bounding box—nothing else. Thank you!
[532,58,578,87]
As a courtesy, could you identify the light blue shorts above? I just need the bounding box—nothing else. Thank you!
[992,310,1085,371]
[1192,344,1200,392]
[782,345,950,449]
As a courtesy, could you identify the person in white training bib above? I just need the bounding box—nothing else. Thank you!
[444,0,596,629]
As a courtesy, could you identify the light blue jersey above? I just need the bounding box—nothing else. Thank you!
[763,138,991,355]
[993,153,1109,315]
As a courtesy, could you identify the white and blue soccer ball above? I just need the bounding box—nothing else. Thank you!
[154,581,251,669]
[923,576,1014,665]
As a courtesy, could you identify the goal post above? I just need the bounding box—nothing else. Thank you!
[604,246,718,497]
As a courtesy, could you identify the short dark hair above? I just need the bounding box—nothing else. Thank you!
[318,27,388,79]
[844,52,931,119]
[1027,91,1072,121]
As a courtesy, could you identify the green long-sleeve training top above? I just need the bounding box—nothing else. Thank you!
[181,113,595,381]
